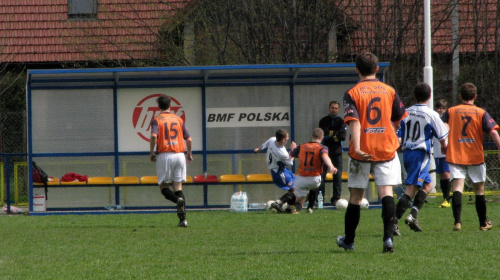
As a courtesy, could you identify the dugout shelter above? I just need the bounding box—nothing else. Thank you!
[26,63,389,213]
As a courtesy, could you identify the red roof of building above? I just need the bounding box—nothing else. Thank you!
[0,0,190,63]
[1,1,497,63]
[336,0,498,55]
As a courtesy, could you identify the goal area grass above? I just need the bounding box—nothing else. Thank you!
[1,196,499,279]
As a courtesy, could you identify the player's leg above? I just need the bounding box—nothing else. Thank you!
[449,164,466,231]
[272,190,295,213]
[411,182,433,220]
[436,158,451,207]
[395,150,420,233]
[289,176,311,214]
[172,182,187,226]
[473,182,491,230]
[405,152,431,232]
[469,164,491,231]
[306,189,316,213]
[372,156,401,253]
[405,187,427,232]
[336,187,363,250]
[331,154,343,204]
[379,185,396,252]
[271,169,296,212]
[171,153,187,227]
[393,185,414,236]
[337,159,369,250]
[395,185,416,220]
[157,153,181,204]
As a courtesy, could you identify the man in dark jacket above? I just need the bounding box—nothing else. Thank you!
[318,101,346,205]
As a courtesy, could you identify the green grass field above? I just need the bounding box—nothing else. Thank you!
[1,197,499,280]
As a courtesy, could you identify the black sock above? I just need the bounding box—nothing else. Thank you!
[288,191,296,205]
[307,190,316,208]
[279,190,296,205]
[452,191,462,224]
[475,195,487,227]
[410,190,427,219]
[344,203,360,245]
[395,194,412,220]
[381,196,396,241]
[175,191,186,221]
[161,188,178,203]
[440,179,450,201]
[174,191,185,202]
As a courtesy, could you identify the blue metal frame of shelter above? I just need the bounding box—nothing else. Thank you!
[26,63,388,212]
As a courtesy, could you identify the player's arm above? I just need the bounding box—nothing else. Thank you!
[289,142,299,158]
[150,134,157,162]
[348,120,373,161]
[289,141,297,152]
[149,118,159,162]
[439,137,448,155]
[254,138,269,153]
[489,130,500,162]
[185,136,193,163]
[321,152,337,174]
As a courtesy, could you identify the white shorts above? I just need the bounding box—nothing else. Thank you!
[156,152,187,184]
[348,154,402,188]
[294,175,322,198]
[449,163,486,183]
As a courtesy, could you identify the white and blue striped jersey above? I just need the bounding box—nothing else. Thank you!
[259,137,294,171]
[400,104,448,155]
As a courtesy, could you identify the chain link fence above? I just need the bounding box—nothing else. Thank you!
[1,111,28,207]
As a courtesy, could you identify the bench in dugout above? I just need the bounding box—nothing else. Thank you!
[32,172,376,212]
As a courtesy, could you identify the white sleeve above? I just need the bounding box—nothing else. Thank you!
[432,112,449,140]
[277,146,293,166]
[261,137,275,150]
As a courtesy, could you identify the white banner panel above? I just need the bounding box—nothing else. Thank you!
[206,107,290,128]
[118,88,202,152]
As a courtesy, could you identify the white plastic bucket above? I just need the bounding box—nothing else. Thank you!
[33,193,46,212]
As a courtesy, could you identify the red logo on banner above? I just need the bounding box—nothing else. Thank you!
[132,94,185,142]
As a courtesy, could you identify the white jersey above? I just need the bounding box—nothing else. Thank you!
[400,104,448,155]
[259,137,293,171]
[432,133,448,158]
[432,112,447,158]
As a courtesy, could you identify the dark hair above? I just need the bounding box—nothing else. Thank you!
[460,83,477,101]
[312,128,324,140]
[414,82,431,102]
[329,101,340,107]
[435,98,448,109]
[275,129,288,142]
[156,94,171,110]
[355,53,379,76]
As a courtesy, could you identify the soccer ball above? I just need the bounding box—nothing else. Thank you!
[361,198,370,209]
[265,200,287,213]
[335,199,348,210]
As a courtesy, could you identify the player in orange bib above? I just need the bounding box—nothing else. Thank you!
[150,94,193,228]
[289,128,337,213]
[337,53,407,253]
[442,83,500,231]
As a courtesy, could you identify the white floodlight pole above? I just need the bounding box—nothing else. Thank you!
[424,0,433,109]
[424,0,436,190]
